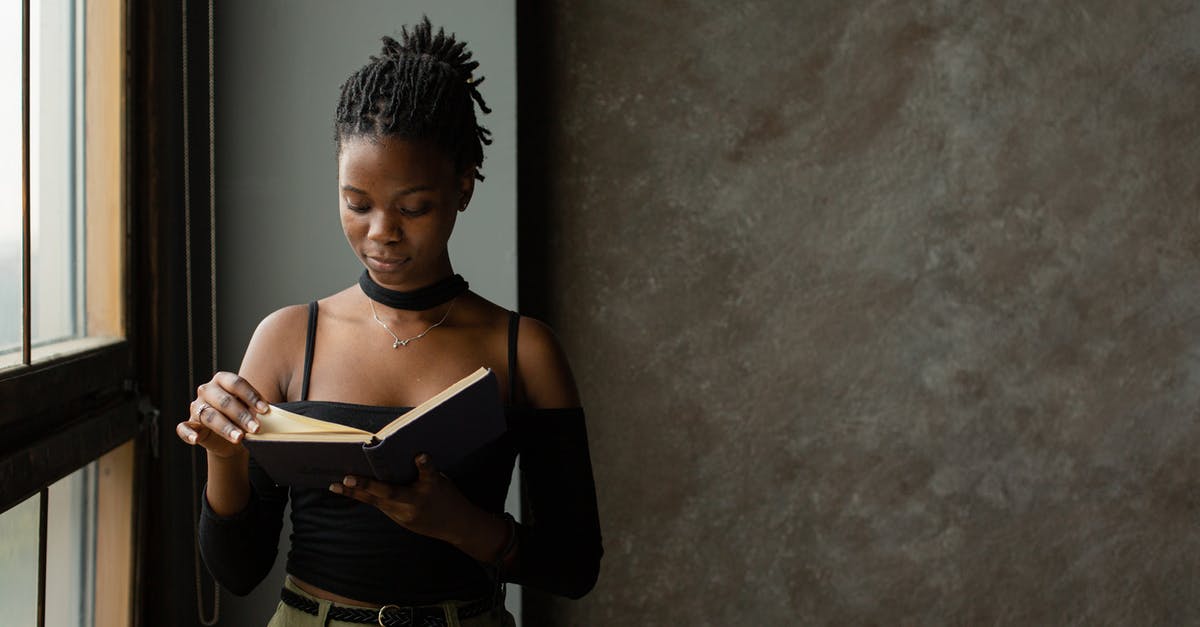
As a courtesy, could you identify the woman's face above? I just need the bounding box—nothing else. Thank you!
[338,135,473,291]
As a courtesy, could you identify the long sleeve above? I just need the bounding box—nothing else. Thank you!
[505,407,603,599]
[197,456,290,596]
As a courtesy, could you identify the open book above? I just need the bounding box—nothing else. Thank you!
[242,367,506,489]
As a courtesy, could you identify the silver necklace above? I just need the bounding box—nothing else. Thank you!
[369,298,456,348]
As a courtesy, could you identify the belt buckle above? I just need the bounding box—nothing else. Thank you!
[377,604,413,627]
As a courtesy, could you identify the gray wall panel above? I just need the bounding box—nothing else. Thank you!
[527,1,1200,624]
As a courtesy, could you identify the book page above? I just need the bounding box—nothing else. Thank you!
[252,405,372,436]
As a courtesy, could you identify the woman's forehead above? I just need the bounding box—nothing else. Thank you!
[338,136,455,186]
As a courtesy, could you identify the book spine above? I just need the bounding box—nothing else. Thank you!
[362,440,384,478]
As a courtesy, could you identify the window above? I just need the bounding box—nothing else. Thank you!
[0,492,39,627]
[1,0,22,359]
[0,1,135,626]
[0,462,99,627]
[27,0,88,356]
[2,0,124,371]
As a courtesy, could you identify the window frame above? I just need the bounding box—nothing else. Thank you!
[0,0,221,623]
[0,344,138,510]
[0,0,137,513]
[0,0,138,625]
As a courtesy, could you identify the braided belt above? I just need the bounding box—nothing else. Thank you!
[280,587,496,626]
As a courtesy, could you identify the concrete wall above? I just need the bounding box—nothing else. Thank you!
[526,1,1200,624]
[213,3,516,625]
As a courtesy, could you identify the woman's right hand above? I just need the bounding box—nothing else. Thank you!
[175,371,271,459]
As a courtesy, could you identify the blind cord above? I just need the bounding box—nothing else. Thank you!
[183,0,221,623]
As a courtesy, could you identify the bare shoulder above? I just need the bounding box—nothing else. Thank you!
[252,302,311,339]
[516,316,581,409]
[238,303,312,403]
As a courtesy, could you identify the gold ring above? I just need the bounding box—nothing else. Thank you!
[377,604,401,626]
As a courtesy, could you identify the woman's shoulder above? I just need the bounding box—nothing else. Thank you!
[241,288,358,400]
[245,302,311,355]
[255,301,310,331]
[513,314,581,409]
[238,304,311,402]
[252,284,368,347]
[451,293,580,409]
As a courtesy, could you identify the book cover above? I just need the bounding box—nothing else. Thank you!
[242,367,506,489]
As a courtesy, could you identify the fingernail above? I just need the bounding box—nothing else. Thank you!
[418,454,430,465]
[188,433,197,444]
[232,430,243,441]
[329,484,342,494]
[257,401,269,412]
[343,476,356,487]
[247,419,260,433]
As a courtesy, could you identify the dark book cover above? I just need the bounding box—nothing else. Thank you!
[243,368,506,489]
[244,438,376,489]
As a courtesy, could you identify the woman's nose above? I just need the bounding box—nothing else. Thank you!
[367,211,402,242]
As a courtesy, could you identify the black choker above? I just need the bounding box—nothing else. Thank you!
[358,270,469,311]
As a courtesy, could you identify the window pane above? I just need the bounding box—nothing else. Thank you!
[0,0,23,363]
[0,494,40,627]
[30,0,83,348]
[46,461,98,627]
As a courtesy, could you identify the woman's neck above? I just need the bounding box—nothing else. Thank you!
[358,269,469,311]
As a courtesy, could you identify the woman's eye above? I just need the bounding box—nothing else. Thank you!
[345,202,369,213]
[400,205,432,217]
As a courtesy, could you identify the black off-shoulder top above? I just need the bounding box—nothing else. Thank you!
[198,305,602,604]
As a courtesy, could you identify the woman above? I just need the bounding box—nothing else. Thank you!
[176,19,602,626]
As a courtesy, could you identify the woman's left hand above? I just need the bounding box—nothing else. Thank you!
[330,454,495,549]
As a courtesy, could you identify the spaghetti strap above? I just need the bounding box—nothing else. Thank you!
[507,311,520,404]
[301,301,319,402]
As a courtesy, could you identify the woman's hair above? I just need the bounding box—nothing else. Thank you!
[335,17,492,180]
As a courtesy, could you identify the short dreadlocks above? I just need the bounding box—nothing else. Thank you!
[334,17,492,180]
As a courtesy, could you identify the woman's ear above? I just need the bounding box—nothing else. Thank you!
[458,170,476,212]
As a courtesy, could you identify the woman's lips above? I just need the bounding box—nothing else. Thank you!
[366,256,409,271]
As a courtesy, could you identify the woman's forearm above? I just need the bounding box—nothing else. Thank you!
[205,449,252,516]
[445,508,512,564]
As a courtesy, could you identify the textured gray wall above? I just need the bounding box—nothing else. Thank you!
[529,1,1200,624]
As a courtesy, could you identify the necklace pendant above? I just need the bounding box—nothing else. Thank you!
[369,296,456,352]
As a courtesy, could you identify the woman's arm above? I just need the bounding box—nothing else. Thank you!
[179,304,306,594]
[500,317,603,599]
[198,456,291,595]
[184,305,303,512]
